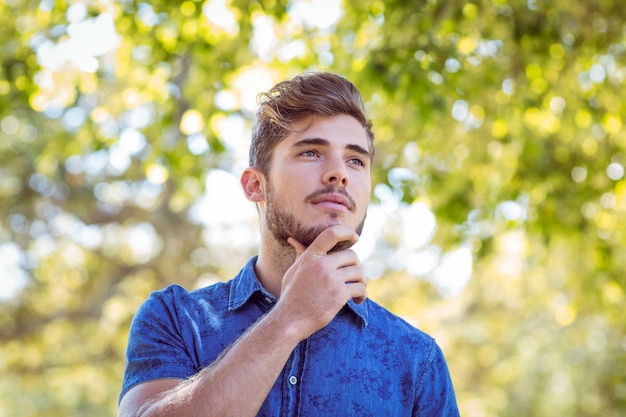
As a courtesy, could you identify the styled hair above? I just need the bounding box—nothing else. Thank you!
[249,71,374,175]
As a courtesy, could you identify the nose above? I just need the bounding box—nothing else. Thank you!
[323,156,348,186]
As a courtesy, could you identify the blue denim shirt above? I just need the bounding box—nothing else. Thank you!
[120,257,460,416]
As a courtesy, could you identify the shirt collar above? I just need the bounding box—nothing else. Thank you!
[228,257,270,310]
[345,298,369,328]
[228,256,369,328]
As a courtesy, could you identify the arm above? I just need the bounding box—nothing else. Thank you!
[119,304,304,417]
[118,225,367,417]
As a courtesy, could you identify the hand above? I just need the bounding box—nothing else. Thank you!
[274,225,367,340]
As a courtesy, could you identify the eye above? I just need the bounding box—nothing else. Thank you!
[300,150,319,158]
[347,157,365,167]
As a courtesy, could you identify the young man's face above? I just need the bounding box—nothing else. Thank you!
[262,114,372,249]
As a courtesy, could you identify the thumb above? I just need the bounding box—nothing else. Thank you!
[287,237,307,258]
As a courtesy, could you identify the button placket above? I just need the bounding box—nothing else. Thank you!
[281,340,306,415]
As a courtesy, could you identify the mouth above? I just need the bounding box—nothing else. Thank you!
[309,192,354,212]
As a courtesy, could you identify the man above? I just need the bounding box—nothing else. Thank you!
[118,71,460,416]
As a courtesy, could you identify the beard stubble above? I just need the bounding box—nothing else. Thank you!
[265,183,366,253]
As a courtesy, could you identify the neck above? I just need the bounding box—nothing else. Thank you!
[254,233,297,298]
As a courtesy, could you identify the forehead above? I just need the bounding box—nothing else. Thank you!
[280,114,371,150]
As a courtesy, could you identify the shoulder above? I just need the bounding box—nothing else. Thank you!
[361,299,452,377]
[133,256,261,326]
[134,280,232,325]
[364,299,434,346]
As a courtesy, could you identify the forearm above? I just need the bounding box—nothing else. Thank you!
[137,308,302,417]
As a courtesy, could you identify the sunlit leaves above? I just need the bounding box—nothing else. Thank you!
[1,0,626,416]
[180,109,205,135]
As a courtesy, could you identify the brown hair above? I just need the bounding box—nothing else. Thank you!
[249,71,374,175]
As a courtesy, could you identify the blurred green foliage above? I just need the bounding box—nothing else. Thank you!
[1,0,625,416]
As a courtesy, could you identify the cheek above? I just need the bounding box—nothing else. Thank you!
[267,179,302,205]
[353,177,371,201]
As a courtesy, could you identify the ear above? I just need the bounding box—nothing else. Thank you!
[240,168,266,203]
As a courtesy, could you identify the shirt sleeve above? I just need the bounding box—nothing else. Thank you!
[119,286,198,403]
[414,340,460,417]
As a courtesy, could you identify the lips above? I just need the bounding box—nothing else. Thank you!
[310,193,354,212]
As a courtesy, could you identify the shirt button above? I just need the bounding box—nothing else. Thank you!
[264,297,273,304]
[288,375,298,385]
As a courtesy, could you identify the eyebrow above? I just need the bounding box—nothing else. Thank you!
[293,137,372,159]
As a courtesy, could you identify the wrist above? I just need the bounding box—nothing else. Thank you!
[263,303,310,345]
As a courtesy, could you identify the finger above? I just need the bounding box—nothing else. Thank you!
[328,238,358,254]
[327,248,360,270]
[308,225,359,255]
[336,264,367,303]
[287,237,307,258]
[348,282,367,304]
